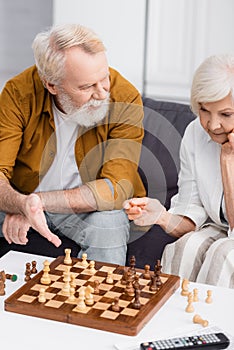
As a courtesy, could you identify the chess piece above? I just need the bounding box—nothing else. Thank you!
[40,260,51,285]
[5,273,17,282]
[185,292,194,313]
[24,262,32,282]
[111,297,120,312]
[181,278,189,296]
[89,260,96,274]
[81,253,89,267]
[67,286,76,302]
[31,260,37,274]
[106,271,113,284]
[132,288,141,309]
[121,268,128,285]
[0,271,6,296]
[61,271,71,296]
[143,264,151,280]
[64,248,72,265]
[125,279,135,297]
[76,287,86,311]
[205,290,212,304]
[129,255,136,274]
[193,314,209,327]
[85,285,94,306]
[133,274,140,290]
[93,280,100,294]
[70,273,76,289]
[149,275,157,292]
[38,287,46,303]
[193,288,199,302]
[154,260,162,287]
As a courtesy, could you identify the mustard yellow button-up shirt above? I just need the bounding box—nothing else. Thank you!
[0,65,146,210]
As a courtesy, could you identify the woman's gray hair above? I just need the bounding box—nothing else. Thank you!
[32,23,106,85]
[190,54,234,115]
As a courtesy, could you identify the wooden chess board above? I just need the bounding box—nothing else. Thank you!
[4,256,180,336]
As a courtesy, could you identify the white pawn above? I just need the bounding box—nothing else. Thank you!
[81,253,89,268]
[40,260,51,285]
[38,287,46,303]
[64,248,72,265]
[61,271,71,296]
[89,261,96,274]
[205,290,213,304]
[76,287,86,311]
[67,286,76,302]
[106,271,113,284]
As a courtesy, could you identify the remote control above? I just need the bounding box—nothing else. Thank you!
[140,332,230,349]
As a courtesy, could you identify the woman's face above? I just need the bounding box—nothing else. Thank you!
[199,93,234,144]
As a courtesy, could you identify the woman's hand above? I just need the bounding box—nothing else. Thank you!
[123,197,166,226]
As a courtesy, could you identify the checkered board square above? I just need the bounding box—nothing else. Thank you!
[4,256,180,336]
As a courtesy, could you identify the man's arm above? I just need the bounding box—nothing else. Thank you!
[37,184,97,213]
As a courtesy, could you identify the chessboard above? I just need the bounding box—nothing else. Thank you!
[4,255,180,336]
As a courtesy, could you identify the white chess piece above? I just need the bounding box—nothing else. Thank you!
[89,260,96,274]
[81,253,89,267]
[106,271,113,284]
[64,248,72,265]
[85,285,94,306]
[76,287,86,311]
[40,260,51,285]
[38,287,46,303]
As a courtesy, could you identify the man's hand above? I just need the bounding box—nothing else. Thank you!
[22,193,61,247]
[123,197,166,226]
[3,213,30,244]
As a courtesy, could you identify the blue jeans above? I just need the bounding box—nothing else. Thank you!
[0,210,129,265]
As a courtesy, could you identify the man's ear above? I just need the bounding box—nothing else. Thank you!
[44,81,58,95]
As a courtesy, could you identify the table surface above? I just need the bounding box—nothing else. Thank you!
[0,251,233,350]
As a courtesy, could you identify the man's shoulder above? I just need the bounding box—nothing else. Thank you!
[109,67,142,105]
[7,65,44,92]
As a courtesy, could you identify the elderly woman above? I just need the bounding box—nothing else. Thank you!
[124,54,234,288]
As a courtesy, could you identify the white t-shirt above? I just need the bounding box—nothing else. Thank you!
[35,102,82,192]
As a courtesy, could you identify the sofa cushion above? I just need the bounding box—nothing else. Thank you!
[127,98,196,268]
[139,97,196,209]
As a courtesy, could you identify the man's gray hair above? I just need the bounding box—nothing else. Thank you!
[32,23,106,85]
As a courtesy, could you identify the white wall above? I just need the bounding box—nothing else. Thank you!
[54,0,234,103]
[53,0,146,92]
[146,0,234,102]
[0,0,53,90]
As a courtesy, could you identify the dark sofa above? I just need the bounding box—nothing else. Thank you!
[0,97,195,268]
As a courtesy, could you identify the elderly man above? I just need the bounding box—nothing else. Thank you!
[0,23,145,264]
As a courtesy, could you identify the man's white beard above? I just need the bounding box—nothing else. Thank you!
[56,90,110,128]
